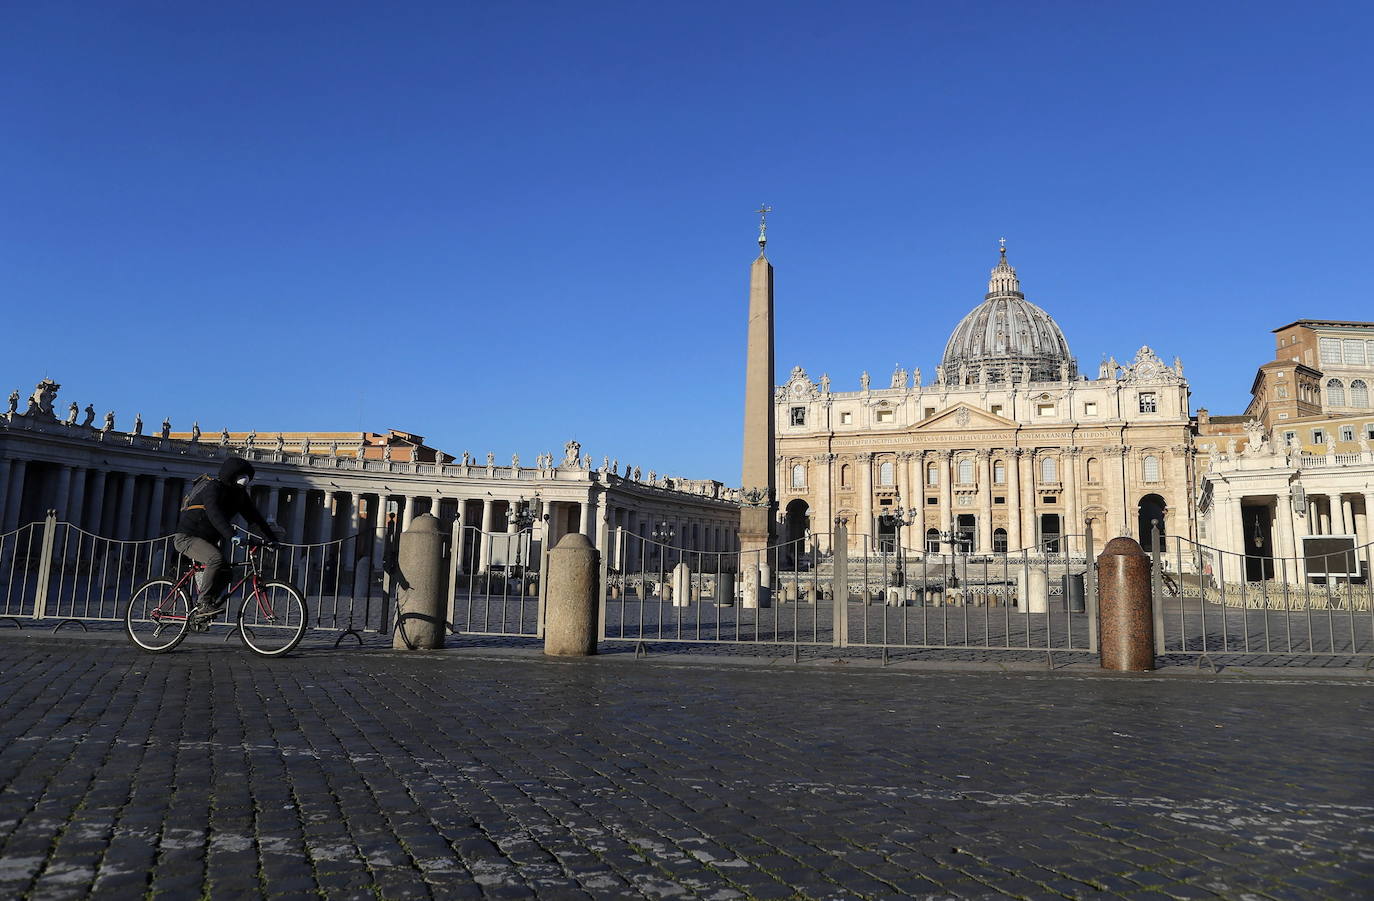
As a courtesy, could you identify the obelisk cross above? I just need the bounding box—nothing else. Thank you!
[756,204,773,249]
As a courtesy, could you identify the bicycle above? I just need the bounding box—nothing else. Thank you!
[124,537,309,657]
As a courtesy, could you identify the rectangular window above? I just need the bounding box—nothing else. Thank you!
[1083,402,1098,416]
[1312,429,1325,444]
[994,496,1005,504]
[839,411,852,425]
[926,496,938,505]
[1343,339,1366,366]
[1138,393,1157,413]
[1036,403,1054,417]
[990,403,1003,415]
[1278,412,1289,419]
[1043,495,1057,504]
[923,407,936,419]
[1320,337,1342,365]
[790,407,806,426]
[1340,427,1354,442]
[1366,424,1374,439]
[875,409,894,423]
[1284,431,1297,446]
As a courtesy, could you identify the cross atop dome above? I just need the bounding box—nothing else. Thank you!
[987,239,1021,296]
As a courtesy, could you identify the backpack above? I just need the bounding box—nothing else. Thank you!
[181,473,217,512]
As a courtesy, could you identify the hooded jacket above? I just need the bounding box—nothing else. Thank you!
[174,456,276,544]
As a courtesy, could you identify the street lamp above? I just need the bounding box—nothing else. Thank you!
[880,498,914,586]
[652,521,675,598]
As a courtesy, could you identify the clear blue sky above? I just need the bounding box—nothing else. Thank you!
[4,2,1371,483]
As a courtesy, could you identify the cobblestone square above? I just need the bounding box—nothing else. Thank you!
[0,634,1370,899]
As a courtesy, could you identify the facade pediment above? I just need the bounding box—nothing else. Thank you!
[915,403,1017,431]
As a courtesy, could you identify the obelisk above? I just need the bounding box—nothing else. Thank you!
[740,206,776,556]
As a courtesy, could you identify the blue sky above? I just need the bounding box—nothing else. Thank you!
[4,2,1371,482]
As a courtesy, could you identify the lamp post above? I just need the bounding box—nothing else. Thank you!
[652,521,675,598]
[880,497,914,587]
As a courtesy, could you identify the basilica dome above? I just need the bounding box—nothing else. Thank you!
[939,248,1076,385]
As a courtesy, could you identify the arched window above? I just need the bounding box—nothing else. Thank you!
[1327,378,1346,406]
[1143,455,1160,482]
[840,464,851,488]
[925,528,940,552]
[878,460,894,486]
[926,462,938,486]
[957,458,973,484]
[993,460,1006,484]
[791,463,806,489]
[1040,456,1057,483]
[1351,379,1370,408]
[1086,457,1100,483]
[993,528,1008,553]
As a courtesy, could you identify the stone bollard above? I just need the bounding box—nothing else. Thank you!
[1097,537,1156,671]
[1017,568,1048,613]
[394,514,446,650]
[672,561,691,608]
[885,587,902,607]
[544,533,600,657]
[716,571,735,606]
[741,565,762,609]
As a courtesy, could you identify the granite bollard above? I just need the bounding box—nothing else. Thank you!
[1097,536,1155,671]
[393,514,446,650]
[544,533,599,657]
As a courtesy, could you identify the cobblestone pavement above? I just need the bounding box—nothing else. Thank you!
[0,635,1371,900]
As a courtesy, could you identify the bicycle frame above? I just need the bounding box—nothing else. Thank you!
[153,545,278,624]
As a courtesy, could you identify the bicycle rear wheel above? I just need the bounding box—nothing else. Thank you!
[238,580,308,657]
[125,579,192,653]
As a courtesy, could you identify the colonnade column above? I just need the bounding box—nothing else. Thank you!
[856,453,873,544]
[3,460,27,531]
[478,499,495,571]
[115,472,136,540]
[290,487,310,545]
[86,470,107,537]
[401,496,417,532]
[371,494,389,566]
[50,465,73,527]
[67,467,87,531]
[0,458,11,531]
[1006,449,1022,551]
[1340,496,1355,536]
[976,450,993,553]
[1363,493,1374,546]
[146,477,167,538]
[1274,493,1298,582]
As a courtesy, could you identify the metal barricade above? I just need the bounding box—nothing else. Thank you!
[445,524,542,638]
[1153,526,1374,660]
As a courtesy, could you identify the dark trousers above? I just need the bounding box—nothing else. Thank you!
[172,534,229,602]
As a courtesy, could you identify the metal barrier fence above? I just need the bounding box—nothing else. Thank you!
[445,523,544,638]
[1151,527,1374,659]
[0,512,391,643]
[601,524,1097,659]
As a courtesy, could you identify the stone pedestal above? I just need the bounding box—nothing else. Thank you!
[393,514,445,650]
[544,533,599,657]
[741,565,763,609]
[1097,537,1155,671]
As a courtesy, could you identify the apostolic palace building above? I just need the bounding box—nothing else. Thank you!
[773,246,1195,556]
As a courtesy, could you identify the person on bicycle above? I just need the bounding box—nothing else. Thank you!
[172,456,280,618]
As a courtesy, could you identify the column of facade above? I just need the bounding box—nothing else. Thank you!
[1340,495,1355,536]
[938,450,954,553]
[976,450,993,553]
[580,493,595,539]
[401,495,417,532]
[0,458,11,531]
[910,452,926,552]
[146,477,167,538]
[856,453,874,547]
[1063,447,1080,554]
[1274,492,1298,583]
[1006,449,1022,551]
[2,459,27,531]
[1019,450,1036,547]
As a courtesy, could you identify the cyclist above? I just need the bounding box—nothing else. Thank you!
[172,455,280,619]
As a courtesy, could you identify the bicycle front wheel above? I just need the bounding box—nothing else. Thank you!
[125,579,192,653]
[238,580,308,657]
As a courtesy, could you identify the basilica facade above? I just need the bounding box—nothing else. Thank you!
[774,248,1195,556]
